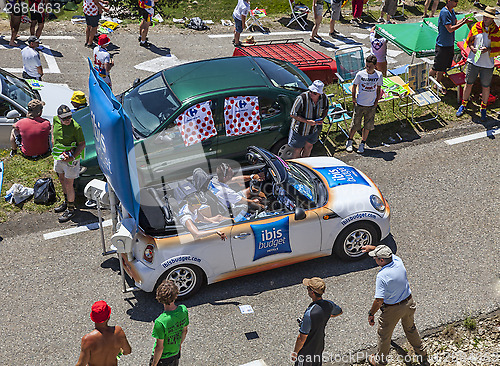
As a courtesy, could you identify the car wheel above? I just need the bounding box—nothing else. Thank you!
[157,264,204,300]
[271,138,294,160]
[334,222,379,261]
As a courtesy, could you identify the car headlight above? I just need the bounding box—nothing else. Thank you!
[370,195,386,212]
[143,244,155,263]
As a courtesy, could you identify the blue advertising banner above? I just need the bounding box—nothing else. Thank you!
[251,217,291,261]
[314,166,370,188]
[88,59,140,223]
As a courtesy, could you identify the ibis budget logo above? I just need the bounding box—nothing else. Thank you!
[251,217,291,261]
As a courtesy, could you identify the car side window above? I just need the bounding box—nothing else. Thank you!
[0,100,15,117]
[259,97,281,119]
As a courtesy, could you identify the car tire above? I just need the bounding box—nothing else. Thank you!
[157,264,204,300]
[271,138,294,160]
[333,221,379,261]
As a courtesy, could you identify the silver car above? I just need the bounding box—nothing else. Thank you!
[0,68,74,148]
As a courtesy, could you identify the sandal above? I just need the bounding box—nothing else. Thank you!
[368,354,382,366]
[310,37,319,43]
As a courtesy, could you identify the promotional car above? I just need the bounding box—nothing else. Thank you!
[0,68,74,148]
[85,62,390,300]
[108,146,390,299]
[75,56,311,186]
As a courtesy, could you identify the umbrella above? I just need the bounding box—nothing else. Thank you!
[375,14,472,58]
[376,22,438,58]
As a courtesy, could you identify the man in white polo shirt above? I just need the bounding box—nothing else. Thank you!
[363,245,428,366]
[22,36,43,81]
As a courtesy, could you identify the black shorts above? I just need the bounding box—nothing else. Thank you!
[11,3,23,16]
[138,7,153,22]
[85,14,100,27]
[30,11,45,23]
[432,45,454,72]
[149,353,180,366]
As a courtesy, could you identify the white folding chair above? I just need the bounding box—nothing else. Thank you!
[245,8,267,32]
[286,0,310,30]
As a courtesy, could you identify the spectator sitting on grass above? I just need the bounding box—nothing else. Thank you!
[9,99,50,159]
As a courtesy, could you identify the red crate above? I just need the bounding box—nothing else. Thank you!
[233,39,337,85]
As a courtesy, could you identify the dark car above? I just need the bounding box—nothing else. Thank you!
[76,56,311,186]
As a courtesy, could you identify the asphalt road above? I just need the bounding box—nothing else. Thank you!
[0,18,422,95]
[0,123,498,366]
[0,19,499,366]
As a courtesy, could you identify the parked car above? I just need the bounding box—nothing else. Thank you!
[0,68,73,148]
[76,56,311,186]
[109,146,390,299]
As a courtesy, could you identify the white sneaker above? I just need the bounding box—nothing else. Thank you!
[357,142,365,153]
[346,140,354,152]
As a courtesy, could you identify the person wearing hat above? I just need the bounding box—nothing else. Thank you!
[346,55,382,154]
[429,0,474,93]
[289,80,329,159]
[9,99,50,158]
[70,91,88,112]
[292,277,342,366]
[21,36,43,81]
[179,192,229,241]
[362,245,428,366]
[150,280,189,366]
[52,104,86,223]
[76,301,132,366]
[456,7,500,122]
[93,34,114,89]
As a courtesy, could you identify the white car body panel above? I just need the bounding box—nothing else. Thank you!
[0,76,73,148]
[121,154,390,294]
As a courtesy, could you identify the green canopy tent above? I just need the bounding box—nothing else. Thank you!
[375,14,472,59]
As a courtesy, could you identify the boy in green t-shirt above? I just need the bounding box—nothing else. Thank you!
[150,280,189,366]
[51,105,86,223]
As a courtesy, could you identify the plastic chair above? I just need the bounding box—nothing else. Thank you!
[318,95,350,156]
[286,0,310,30]
[403,62,441,124]
[245,8,267,32]
[334,46,365,110]
[324,0,332,17]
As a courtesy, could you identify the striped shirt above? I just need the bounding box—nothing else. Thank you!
[290,91,328,136]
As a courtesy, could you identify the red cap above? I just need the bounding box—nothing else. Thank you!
[90,301,111,323]
[98,34,111,46]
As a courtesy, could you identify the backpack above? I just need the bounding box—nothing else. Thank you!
[33,178,57,205]
[187,17,208,31]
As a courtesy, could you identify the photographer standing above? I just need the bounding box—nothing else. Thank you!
[292,277,342,366]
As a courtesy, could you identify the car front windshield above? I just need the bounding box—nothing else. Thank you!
[254,58,309,92]
[0,71,36,109]
[285,161,317,202]
[122,72,181,137]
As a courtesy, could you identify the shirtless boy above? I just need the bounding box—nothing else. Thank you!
[76,301,132,366]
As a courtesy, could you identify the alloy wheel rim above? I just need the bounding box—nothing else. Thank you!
[344,229,372,257]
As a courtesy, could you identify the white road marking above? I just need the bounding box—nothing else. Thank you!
[134,54,184,72]
[43,219,112,240]
[350,32,369,39]
[445,128,499,145]
[240,360,268,366]
[209,31,308,38]
[387,48,403,57]
[3,45,61,74]
[1,35,75,40]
